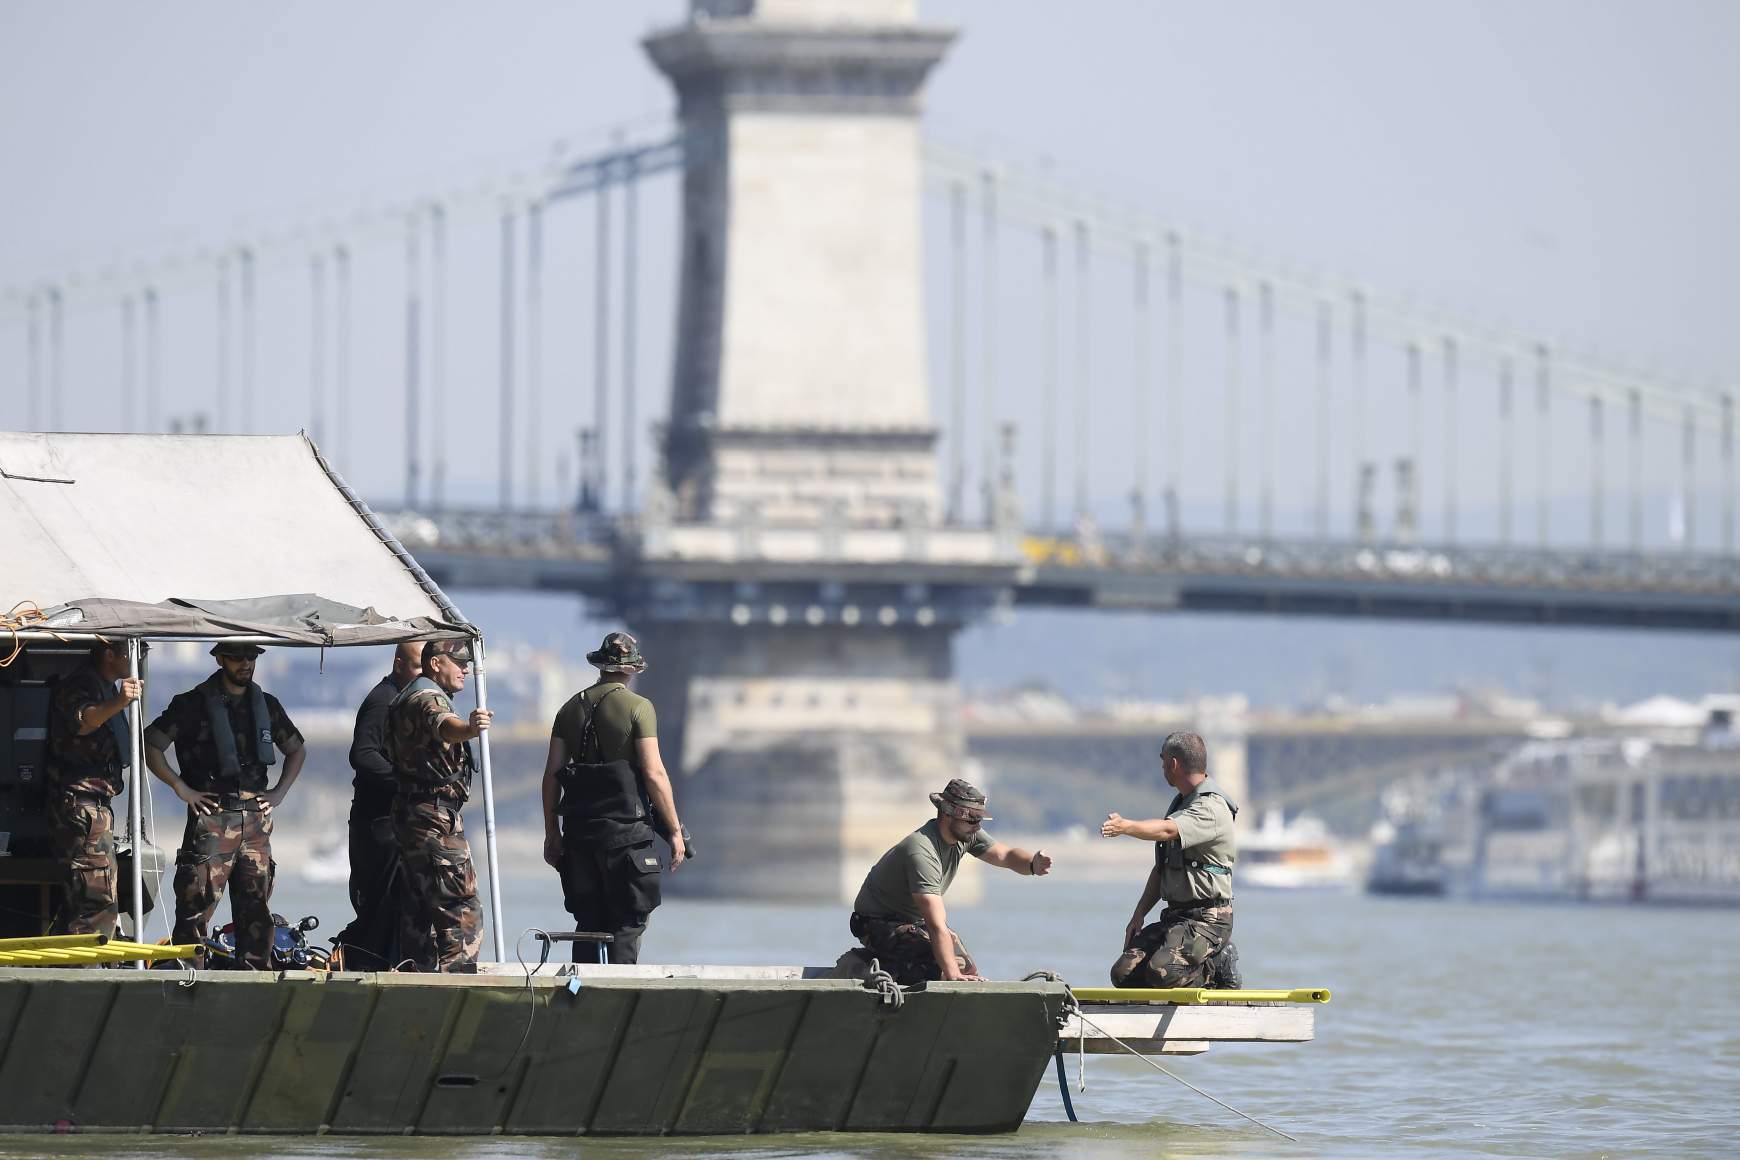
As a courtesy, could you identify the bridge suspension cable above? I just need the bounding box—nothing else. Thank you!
[622,153,641,510]
[428,208,447,507]
[239,248,255,434]
[592,166,613,515]
[526,197,544,508]
[498,203,516,510]
[333,245,351,473]
[981,169,1000,526]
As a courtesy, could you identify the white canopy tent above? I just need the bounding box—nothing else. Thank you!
[0,431,509,961]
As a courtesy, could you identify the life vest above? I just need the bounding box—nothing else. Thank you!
[1156,777,1240,901]
[198,673,276,793]
[556,686,648,827]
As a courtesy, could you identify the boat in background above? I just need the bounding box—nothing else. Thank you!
[298,836,351,887]
[1238,810,1357,890]
[1363,707,1740,906]
[1366,816,1452,896]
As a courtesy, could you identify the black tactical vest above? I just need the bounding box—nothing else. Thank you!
[556,686,647,826]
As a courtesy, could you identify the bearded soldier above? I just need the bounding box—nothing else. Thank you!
[44,640,142,938]
[1101,730,1243,989]
[388,638,491,972]
[144,642,304,969]
[849,779,1052,986]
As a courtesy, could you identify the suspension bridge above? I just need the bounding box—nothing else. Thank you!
[4,0,1736,893]
[6,37,1734,629]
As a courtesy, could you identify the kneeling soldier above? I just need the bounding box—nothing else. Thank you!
[1101,730,1242,989]
[849,779,1051,986]
[388,638,490,972]
[145,642,304,969]
[44,640,142,938]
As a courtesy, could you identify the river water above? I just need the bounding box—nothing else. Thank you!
[7,869,1737,1159]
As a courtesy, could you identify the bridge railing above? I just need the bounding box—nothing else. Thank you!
[1023,527,1740,594]
[374,506,617,557]
[376,500,1739,597]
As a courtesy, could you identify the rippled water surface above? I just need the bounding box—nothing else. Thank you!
[5,871,1736,1158]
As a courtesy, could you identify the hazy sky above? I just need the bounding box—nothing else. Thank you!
[3,1,1736,705]
[6,1,1735,367]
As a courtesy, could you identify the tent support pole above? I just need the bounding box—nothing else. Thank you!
[472,634,506,962]
[126,638,146,966]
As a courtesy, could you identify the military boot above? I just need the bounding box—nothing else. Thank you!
[1208,940,1242,989]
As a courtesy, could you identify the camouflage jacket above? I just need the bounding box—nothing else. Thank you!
[387,680,474,804]
[46,661,125,797]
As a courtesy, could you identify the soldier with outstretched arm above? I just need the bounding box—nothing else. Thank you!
[1101,730,1242,989]
[849,779,1052,985]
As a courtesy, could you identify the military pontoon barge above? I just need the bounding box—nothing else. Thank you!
[0,965,1320,1136]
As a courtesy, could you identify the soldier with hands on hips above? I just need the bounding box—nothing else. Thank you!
[144,641,304,969]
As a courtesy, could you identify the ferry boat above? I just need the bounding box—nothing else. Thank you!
[1368,722,1740,906]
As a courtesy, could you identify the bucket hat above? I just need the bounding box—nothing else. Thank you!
[587,631,647,674]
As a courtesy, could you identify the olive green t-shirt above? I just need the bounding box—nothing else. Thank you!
[1156,790,1237,903]
[853,818,994,923]
[551,680,656,765]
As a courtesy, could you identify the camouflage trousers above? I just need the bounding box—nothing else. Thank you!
[851,912,978,987]
[395,799,482,973]
[47,791,118,939]
[172,804,275,970]
[1111,903,1233,989]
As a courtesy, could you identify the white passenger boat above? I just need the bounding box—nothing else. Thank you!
[1238,809,1357,890]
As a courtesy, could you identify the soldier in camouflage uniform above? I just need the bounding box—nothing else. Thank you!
[144,642,305,970]
[849,779,1053,986]
[388,638,491,972]
[44,640,142,938]
[1102,730,1242,989]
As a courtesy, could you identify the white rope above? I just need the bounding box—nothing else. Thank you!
[140,775,169,943]
[863,958,904,1010]
[1069,1004,1297,1143]
[1022,968,1296,1142]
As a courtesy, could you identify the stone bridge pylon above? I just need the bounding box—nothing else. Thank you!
[630,0,1009,901]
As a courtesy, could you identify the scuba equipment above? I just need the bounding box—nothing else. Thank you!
[202,913,330,971]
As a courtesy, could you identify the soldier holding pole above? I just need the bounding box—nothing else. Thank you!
[43,639,141,939]
[388,638,491,972]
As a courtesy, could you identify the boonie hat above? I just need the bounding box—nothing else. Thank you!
[210,642,265,659]
[929,778,991,820]
[587,631,647,674]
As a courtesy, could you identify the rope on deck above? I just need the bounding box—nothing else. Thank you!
[862,959,904,1010]
[1023,968,1298,1143]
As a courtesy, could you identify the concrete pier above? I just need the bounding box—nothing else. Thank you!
[634,0,1003,901]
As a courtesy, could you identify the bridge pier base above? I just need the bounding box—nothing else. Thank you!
[632,618,984,904]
